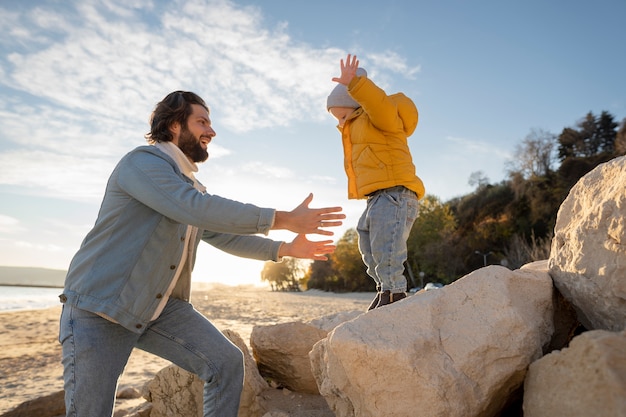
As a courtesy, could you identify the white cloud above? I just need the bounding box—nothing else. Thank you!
[0,214,24,234]
[445,135,512,159]
[367,51,421,78]
[0,149,118,202]
[0,0,419,207]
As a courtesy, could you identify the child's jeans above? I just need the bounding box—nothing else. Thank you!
[357,186,419,293]
[59,297,244,417]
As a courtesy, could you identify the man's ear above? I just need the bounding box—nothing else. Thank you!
[169,122,181,143]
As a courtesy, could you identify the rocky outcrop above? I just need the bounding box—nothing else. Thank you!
[0,390,65,417]
[250,311,362,395]
[310,265,555,417]
[224,329,269,417]
[549,155,626,331]
[143,365,202,417]
[251,322,328,394]
[523,329,626,417]
[143,329,267,417]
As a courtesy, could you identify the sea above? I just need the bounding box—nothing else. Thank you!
[0,286,63,312]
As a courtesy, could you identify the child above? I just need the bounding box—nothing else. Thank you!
[327,54,425,309]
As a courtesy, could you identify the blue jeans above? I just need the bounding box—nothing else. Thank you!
[357,186,419,293]
[59,298,244,417]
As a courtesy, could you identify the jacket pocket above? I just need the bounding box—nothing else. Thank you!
[357,146,385,170]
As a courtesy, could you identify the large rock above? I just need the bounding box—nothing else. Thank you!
[250,311,363,395]
[308,310,363,331]
[143,365,202,417]
[523,329,626,417]
[549,156,626,331]
[224,329,268,417]
[522,260,582,352]
[251,322,328,395]
[0,390,65,417]
[310,265,555,417]
[143,329,267,417]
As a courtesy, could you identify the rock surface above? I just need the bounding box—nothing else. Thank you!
[549,155,626,331]
[251,311,363,395]
[310,265,555,417]
[523,329,626,417]
[0,390,65,417]
[143,329,268,417]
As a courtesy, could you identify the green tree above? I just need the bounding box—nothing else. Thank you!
[331,228,371,292]
[557,111,618,160]
[261,258,305,291]
[407,195,458,283]
[614,117,626,155]
[596,111,618,155]
[304,258,336,291]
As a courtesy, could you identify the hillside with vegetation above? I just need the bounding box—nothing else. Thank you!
[262,111,626,292]
[0,266,67,287]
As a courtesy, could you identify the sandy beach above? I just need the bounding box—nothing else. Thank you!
[0,284,372,415]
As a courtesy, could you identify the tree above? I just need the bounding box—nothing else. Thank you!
[614,117,626,155]
[304,258,336,291]
[557,127,582,161]
[407,195,458,283]
[304,228,371,292]
[557,111,618,160]
[261,258,305,291]
[331,228,371,291]
[595,111,618,155]
[468,171,489,189]
[506,129,556,179]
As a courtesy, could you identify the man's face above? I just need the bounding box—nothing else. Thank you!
[176,104,215,163]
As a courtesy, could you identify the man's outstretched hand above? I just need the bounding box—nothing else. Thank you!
[273,193,345,236]
[278,234,337,261]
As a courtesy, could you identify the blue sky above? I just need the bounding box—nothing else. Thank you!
[1,0,625,285]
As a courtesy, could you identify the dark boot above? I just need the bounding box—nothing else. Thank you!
[376,291,406,308]
[391,292,406,303]
[367,292,381,311]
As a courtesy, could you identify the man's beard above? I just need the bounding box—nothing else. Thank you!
[178,125,209,163]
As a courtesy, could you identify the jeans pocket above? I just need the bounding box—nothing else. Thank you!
[382,189,401,206]
[407,198,419,224]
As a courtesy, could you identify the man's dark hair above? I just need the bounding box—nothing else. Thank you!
[145,91,209,143]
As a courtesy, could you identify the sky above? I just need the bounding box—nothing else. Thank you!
[1,0,625,286]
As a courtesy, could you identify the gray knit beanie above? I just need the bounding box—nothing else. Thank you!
[327,68,367,110]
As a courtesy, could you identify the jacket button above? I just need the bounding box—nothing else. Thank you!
[156,293,163,299]
[136,324,143,329]
[59,294,67,303]
[180,236,185,242]
[170,265,176,270]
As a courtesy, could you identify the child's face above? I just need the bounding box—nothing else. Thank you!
[330,107,354,128]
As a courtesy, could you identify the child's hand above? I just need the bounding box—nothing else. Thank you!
[332,54,359,86]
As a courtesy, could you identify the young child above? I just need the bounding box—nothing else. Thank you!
[327,54,425,309]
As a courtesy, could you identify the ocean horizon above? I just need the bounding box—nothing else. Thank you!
[0,285,63,312]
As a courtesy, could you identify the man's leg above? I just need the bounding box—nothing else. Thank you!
[59,305,138,417]
[136,298,244,417]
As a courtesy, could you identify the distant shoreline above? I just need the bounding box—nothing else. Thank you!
[0,266,67,288]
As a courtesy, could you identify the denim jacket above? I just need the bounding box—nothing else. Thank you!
[61,146,282,333]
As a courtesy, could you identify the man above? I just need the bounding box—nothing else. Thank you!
[59,91,345,417]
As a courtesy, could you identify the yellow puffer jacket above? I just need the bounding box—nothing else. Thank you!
[339,75,425,200]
